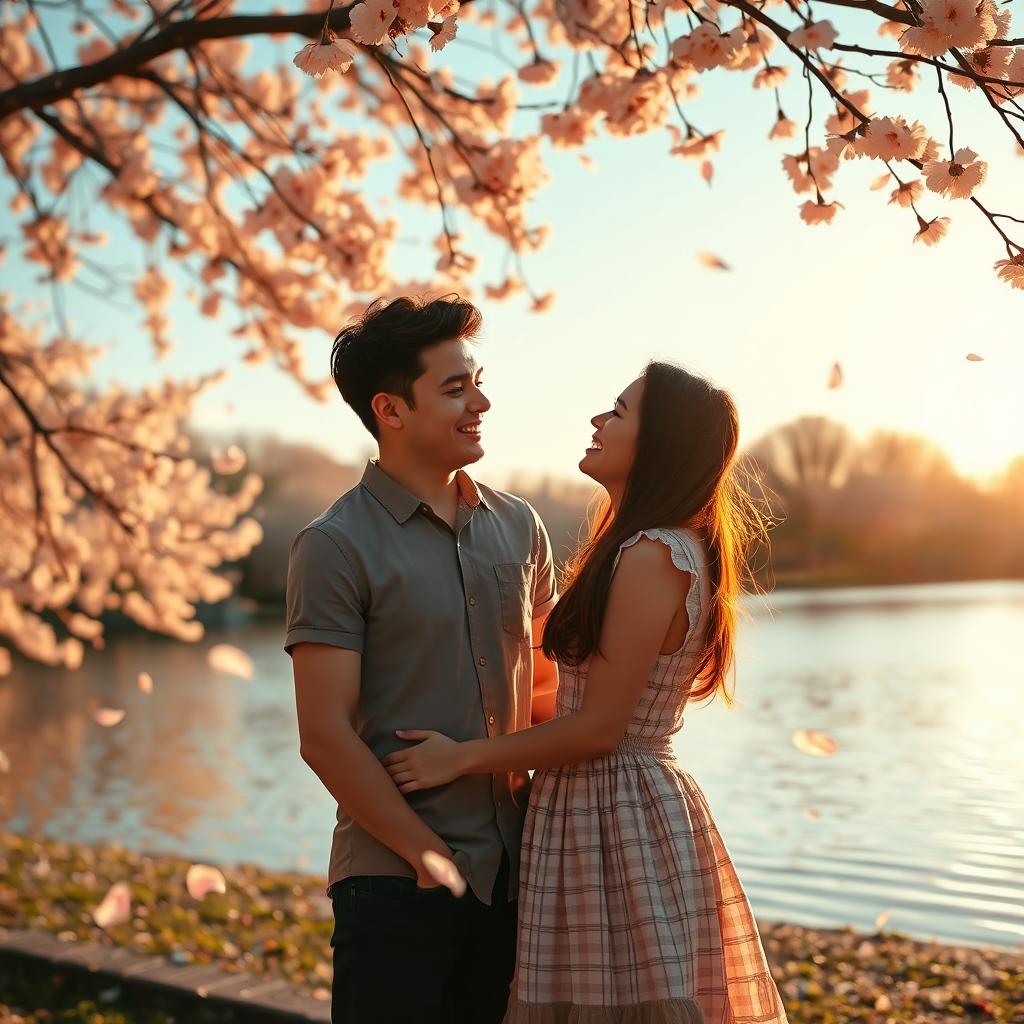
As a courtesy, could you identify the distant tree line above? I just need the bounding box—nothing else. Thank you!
[226,420,1024,604]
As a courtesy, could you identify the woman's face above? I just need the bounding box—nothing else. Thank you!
[579,376,644,489]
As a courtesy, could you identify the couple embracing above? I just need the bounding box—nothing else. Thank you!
[285,295,788,1024]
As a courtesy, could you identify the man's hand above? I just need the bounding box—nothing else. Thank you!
[383,730,468,793]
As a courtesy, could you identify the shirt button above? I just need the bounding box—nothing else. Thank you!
[478,656,487,667]
[468,596,477,606]
[496,799,503,808]
[488,714,495,725]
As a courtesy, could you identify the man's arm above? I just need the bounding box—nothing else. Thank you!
[292,642,454,886]
[530,610,558,725]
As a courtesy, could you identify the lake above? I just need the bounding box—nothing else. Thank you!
[2,580,1022,951]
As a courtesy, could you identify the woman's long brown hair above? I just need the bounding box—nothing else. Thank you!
[541,362,767,703]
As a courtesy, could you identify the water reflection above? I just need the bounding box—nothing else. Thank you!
[1,582,1022,949]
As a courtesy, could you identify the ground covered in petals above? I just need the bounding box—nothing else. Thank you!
[1,833,1023,1023]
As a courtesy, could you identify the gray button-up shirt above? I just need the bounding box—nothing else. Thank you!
[285,461,556,905]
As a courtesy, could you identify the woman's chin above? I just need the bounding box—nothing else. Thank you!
[578,451,599,481]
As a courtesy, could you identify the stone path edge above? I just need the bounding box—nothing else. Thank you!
[0,927,332,1022]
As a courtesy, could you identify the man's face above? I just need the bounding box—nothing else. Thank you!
[399,338,490,470]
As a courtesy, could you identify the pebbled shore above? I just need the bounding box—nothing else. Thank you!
[1,833,1022,1023]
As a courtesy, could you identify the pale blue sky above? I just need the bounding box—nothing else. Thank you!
[6,6,1023,484]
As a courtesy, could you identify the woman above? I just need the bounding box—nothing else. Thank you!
[383,362,787,1024]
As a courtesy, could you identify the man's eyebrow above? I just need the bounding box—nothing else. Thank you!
[440,367,483,387]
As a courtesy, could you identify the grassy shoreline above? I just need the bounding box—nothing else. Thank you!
[1,832,1022,1023]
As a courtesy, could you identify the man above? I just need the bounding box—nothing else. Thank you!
[284,294,558,1024]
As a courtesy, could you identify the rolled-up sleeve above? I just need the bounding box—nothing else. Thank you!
[528,502,557,619]
[284,527,366,656]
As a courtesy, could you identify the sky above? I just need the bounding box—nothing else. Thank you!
[6,5,1024,487]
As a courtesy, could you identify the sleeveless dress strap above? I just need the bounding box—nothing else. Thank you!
[613,528,704,652]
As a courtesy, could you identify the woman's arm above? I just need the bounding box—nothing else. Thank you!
[383,538,690,793]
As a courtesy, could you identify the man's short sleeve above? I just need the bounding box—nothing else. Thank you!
[284,527,366,656]
[528,503,557,619]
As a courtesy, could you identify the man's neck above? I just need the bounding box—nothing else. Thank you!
[376,450,463,524]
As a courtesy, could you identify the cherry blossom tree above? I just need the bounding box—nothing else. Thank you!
[2,0,1023,670]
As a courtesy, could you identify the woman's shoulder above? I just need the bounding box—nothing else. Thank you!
[616,526,704,576]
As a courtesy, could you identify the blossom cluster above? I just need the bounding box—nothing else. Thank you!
[0,295,263,672]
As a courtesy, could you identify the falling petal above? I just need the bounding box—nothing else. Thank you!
[137,671,154,694]
[700,160,714,187]
[207,643,253,679]
[696,252,731,271]
[870,172,892,190]
[792,728,838,757]
[422,850,467,897]
[875,910,892,929]
[803,806,820,820]
[578,154,597,172]
[828,362,843,389]
[94,707,126,727]
[93,881,132,929]
[966,352,984,361]
[186,863,227,900]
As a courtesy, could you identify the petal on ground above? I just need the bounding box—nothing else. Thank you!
[93,881,132,929]
[186,863,227,900]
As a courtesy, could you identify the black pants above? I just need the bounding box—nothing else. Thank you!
[330,850,516,1024]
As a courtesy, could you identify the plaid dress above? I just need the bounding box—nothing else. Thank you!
[503,528,788,1024]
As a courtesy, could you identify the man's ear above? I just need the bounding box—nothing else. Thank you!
[370,392,406,434]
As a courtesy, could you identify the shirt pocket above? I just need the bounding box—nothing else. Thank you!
[493,562,532,640]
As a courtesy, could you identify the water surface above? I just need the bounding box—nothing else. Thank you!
[2,581,1022,950]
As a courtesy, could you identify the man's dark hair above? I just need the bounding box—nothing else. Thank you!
[330,294,483,438]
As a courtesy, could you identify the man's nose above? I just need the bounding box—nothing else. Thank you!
[471,387,491,413]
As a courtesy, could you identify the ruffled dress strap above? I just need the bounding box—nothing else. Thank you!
[613,528,704,651]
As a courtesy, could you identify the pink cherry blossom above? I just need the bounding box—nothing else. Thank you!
[541,108,599,149]
[293,36,358,78]
[769,115,798,141]
[671,24,746,72]
[754,65,789,89]
[349,0,397,46]
[886,59,920,92]
[789,20,838,52]
[923,147,987,199]
[396,0,432,28]
[518,59,559,86]
[886,180,923,211]
[994,253,1024,289]
[914,214,951,246]
[429,15,458,52]
[800,199,842,225]
[855,116,929,161]
[901,0,996,56]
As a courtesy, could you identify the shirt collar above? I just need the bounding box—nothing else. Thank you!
[360,461,489,524]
